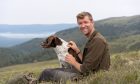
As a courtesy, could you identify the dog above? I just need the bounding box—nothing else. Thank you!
[41,35,81,68]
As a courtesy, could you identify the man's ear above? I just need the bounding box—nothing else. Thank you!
[54,37,62,45]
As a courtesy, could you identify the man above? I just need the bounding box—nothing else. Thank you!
[38,12,110,83]
[65,12,110,74]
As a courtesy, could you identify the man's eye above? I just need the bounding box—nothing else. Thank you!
[84,21,88,24]
[78,22,82,25]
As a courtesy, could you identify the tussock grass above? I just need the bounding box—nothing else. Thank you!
[0,51,140,84]
[0,60,59,84]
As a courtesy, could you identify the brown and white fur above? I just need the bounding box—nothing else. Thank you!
[41,35,81,68]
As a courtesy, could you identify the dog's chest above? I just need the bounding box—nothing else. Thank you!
[54,39,69,61]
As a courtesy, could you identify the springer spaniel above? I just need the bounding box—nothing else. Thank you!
[41,35,81,69]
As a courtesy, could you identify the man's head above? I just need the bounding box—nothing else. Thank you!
[76,12,95,38]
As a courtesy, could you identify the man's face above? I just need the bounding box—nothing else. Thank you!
[77,16,94,37]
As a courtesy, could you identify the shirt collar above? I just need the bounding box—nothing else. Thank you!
[88,30,98,42]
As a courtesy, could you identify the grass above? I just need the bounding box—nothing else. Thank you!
[0,60,59,84]
[0,51,140,84]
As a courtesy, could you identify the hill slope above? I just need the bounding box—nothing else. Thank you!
[0,24,76,47]
[0,51,140,84]
[0,15,140,67]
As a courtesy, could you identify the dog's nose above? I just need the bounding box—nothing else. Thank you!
[40,42,45,46]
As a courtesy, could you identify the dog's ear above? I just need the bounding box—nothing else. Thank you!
[45,38,52,46]
[54,37,62,45]
[41,36,54,48]
[50,39,56,47]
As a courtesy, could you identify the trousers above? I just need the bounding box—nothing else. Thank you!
[38,67,82,83]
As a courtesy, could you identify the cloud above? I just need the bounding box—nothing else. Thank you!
[0,32,55,39]
[0,0,140,24]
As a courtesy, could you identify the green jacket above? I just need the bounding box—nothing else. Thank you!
[80,31,110,74]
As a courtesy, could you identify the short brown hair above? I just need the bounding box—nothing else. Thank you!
[76,12,93,21]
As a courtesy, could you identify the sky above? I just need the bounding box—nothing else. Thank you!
[0,0,140,24]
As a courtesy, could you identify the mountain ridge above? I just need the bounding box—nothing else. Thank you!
[0,15,140,67]
[0,24,76,47]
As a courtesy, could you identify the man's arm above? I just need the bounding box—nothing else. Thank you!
[65,54,82,72]
[66,38,106,73]
[67,41,83,61]
[80,38,106,73]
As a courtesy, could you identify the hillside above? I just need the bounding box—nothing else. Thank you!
[0,48,24,67]
[0,24,76,33]
[0,51,140,84]
[109,34,140,53]
[0,24,76,47]
[0,15,140,67]
[96,15,140,36]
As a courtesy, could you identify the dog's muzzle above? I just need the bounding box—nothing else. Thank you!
[41,42,48,48]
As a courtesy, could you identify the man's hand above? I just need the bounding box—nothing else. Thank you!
[67,41,80,54]
[65,54,76,65]
[65,54,82,72]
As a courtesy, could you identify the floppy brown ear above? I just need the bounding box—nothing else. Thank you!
[45,38,52,46]
[42,36,54,48]
[54,37,62,45]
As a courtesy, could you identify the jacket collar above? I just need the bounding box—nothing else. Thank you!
[88,30,98,42]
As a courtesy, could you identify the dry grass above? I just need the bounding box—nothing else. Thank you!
[0,51,140,84]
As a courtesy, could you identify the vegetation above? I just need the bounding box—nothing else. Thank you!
[0,15,139,68]
[0,60,59,84]
[0,51,140,84]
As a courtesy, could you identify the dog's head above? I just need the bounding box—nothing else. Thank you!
[41,35,62,48]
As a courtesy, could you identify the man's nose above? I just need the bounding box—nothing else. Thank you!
[80,23,86,28]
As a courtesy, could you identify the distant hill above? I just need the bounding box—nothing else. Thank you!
[0,48,24,67]
[0,24,76,47]
[0,37,30,47]
[0,15,140,67]
[0,24,76,33]
[95,15,140,38]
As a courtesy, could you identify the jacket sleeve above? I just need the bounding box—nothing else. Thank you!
[80,38,106,73]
